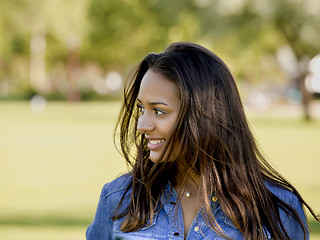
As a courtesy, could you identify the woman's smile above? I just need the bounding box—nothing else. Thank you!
[146,137,166,150]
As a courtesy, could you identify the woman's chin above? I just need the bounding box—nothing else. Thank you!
[149,154,160,163]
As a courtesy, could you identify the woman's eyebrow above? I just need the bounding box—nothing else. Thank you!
[137,98,168,106]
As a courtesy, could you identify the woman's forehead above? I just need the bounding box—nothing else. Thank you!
[138,70,180,104]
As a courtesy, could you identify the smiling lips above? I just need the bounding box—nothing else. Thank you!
[147,138,165,150]
[149,139,165,144]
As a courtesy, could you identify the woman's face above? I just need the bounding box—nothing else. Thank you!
[137,69,181,163]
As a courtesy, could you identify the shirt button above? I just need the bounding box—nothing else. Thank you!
[212,196,217,202]
[194,226,199,232]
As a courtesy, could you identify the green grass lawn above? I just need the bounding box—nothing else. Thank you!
[0,101,319,239]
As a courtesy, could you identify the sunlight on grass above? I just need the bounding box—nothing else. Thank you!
[0,226,87,240]
[0,101,127,218]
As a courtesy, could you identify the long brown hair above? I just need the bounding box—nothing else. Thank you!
[113,42,319,239]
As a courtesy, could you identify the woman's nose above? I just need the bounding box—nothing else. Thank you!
[137,114,154,134]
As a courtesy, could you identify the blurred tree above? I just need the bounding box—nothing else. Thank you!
[0,0,89,99]
[195,0,320,119]
[85,0,200,66]
[1,0,319,106]
[0,0,31,97]
[268,0,320,120]
[44,0,89,101]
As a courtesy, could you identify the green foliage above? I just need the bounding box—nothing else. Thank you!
[1,0,320,99]
[268,0,320,58]
[85,0,200,65]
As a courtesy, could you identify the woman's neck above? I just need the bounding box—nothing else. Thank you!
[174,171,200,198]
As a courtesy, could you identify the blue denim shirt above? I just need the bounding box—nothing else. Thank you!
[86,173,309,240]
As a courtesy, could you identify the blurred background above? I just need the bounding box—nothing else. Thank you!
[0,0,319,239]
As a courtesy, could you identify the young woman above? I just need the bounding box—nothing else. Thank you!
[86,42,318,239]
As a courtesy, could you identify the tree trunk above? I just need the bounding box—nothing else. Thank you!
[29,30,47,93]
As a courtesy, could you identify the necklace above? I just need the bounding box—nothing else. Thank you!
[185,192,194,198]
[176,177,198,198]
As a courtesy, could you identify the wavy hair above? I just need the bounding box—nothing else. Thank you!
[113,42,318,239]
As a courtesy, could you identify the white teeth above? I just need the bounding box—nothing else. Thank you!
[149,139,165,145]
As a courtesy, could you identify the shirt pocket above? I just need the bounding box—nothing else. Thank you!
[219,216,243,240]
[112,213,159,240]
[222,216,272,240]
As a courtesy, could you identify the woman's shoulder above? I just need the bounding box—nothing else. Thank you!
[86,173,132,239]
[264,180,309,238]
[101,172,132,199]
[264,180,300,206]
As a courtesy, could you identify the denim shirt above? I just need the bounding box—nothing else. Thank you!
[86,173,309,240]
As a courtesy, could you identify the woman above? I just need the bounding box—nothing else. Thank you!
[86,42,318,239]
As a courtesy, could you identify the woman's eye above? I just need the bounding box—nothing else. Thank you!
[154,109,165,115]
[137,104,145,114]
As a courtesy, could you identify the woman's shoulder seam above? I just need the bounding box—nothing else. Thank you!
[105,186,128,198]
[102,173,132,199]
